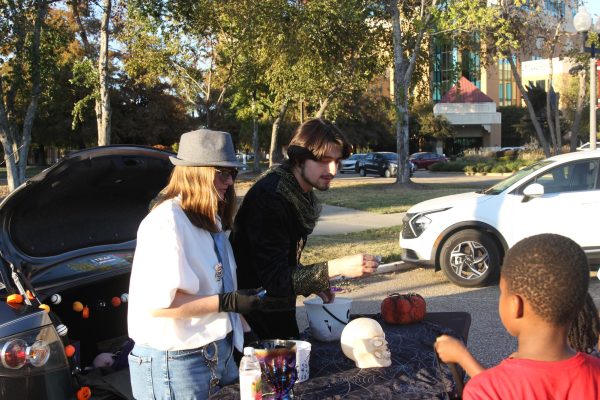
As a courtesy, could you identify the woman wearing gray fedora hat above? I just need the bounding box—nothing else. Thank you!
[127,129,286,399]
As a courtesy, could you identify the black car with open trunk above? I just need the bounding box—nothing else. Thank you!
[0,145,173,399]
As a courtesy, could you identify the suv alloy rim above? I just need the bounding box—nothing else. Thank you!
[448,240,489,280]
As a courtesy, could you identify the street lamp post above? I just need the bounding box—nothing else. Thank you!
[573,6,599,150]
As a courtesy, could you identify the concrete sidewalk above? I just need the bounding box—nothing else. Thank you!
[312,204,405,236]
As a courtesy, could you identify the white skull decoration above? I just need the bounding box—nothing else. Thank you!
[340,318,391,368]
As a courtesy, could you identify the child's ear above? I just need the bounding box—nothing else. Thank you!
[511,293,525,319]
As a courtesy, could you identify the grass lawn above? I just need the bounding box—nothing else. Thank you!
[315,180,475,214]
[301,225,402,266]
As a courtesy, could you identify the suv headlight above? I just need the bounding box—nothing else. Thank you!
[402,208,450,239]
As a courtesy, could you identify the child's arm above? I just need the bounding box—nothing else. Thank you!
[435,334,485,377]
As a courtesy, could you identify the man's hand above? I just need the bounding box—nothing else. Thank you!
[317,288,335,304]
[327,254,380,279]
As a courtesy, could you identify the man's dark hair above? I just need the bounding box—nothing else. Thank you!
[286,118,351,167]
[502,234,589,325]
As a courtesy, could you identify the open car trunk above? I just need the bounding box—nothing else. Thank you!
[0,146,173,399]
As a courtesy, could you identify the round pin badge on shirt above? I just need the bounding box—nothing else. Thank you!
[214,262,224,282]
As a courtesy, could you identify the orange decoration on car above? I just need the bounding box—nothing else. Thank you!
[26,290,35,300]
[72,301,84,312]
[76,386,92,400]
[82,306,90,319]
[111,296,121,307]
[39,304,50,313]
[7,294,23,304]
[65,344,76,358]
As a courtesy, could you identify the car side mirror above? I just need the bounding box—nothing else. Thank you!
[522,183,544,202]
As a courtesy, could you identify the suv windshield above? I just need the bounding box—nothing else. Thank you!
[481,161,552,195]
[383,153,398,161]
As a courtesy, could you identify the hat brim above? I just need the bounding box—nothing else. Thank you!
[169,156,244,168]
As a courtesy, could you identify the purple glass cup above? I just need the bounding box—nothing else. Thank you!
[250,340,297,400]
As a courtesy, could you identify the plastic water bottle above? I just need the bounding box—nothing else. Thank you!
[239,347,262,400]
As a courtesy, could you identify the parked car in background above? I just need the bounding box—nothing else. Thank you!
[0,145,173,399]
[577,142,597,151]
[236,153,255,163]
[409,152,449,170]
[356,152,414,177]
[357,152,399,177]
[339,153,366,173]
[400,149,600,288]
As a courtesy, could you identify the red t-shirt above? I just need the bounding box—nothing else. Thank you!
[464,352,600,400]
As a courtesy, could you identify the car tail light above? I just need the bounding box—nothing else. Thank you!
[1,339,27,369]
[27,340,51,367]
[0,326,68,375]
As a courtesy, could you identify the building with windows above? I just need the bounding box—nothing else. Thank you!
[427,0,579,153]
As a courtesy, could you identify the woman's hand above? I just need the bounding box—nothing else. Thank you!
[327,254,380,279]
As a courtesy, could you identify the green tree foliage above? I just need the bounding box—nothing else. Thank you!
[335,92,396,151]
[498,105,529,147]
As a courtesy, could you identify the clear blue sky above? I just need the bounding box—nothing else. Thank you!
[584,0,600,18]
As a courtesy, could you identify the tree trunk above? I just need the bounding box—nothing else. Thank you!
[269,100,289,166]
[315,86,339,119]
[507,55,550,157]
[570,70,587,151]
[391,0,410,185]
[252,93,260,173]
[0,0,47,191]
[98,0,112,146]
[546,61,557,154]
[546,88,557,154]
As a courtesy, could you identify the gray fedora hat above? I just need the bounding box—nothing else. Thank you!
[169,129,243,167]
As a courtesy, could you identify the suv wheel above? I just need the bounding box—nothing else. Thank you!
[439,229,500,287]
[383,169,391,178]
[359,168,366,177]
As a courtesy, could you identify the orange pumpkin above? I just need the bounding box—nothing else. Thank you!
[380,293,426,325]
[7,294,23,304]
[65,344,76,358]
[76,386,92,400]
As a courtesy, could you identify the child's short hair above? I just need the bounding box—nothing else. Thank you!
[502,234,589,325]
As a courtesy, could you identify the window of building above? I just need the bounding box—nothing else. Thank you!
[498,58,517,106]
[432,35,480,103]
[544,0,565,18]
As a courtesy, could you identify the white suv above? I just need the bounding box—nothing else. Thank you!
[400,150,600,287]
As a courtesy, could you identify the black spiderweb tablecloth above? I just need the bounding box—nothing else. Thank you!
[212,313,464,400]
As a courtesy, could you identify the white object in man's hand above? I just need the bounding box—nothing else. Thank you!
[327,253,380,279]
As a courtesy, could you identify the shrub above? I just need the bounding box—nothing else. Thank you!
[429,161,467,172]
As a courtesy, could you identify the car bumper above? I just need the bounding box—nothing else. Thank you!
[401,248,435,267]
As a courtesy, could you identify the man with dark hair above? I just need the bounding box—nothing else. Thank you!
[231,118,379,340]
[435,234,600,399]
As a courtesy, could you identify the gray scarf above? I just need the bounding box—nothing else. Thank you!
[259,165,321,233]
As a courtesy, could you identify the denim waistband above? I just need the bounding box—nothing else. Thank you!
[135,332,232,356]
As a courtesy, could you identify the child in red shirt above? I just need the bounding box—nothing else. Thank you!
[435,234,600,400]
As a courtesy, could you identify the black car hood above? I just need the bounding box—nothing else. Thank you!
[0,145,173,275]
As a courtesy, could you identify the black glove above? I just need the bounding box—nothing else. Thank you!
[218,289,262,314]
[219,288,296,314]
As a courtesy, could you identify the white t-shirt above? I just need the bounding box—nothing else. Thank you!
[127,198,237,351]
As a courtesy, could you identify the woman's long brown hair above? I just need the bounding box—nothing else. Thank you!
[154,166,236,232]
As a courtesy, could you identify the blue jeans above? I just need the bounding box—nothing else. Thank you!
[128,336,238,399]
